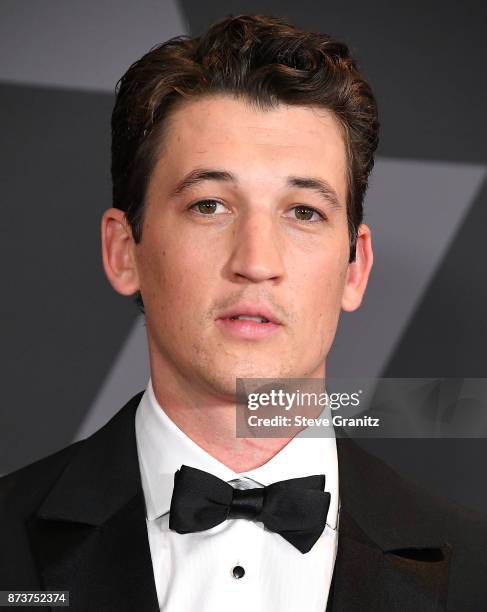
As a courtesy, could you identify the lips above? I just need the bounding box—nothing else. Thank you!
[216,302,282,340]
[217,303,282,325]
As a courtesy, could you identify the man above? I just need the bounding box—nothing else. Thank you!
[1,14,486,612]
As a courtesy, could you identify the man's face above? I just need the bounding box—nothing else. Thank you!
[132,95,360,398]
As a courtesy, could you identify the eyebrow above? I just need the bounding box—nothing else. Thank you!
[287,176,342,211]
[170,167,343,210]
[170,169,235,197]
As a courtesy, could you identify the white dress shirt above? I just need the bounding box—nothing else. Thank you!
[135,379,339,612]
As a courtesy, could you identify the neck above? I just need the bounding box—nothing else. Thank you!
[150,376,292,472]
[149,354,326,473]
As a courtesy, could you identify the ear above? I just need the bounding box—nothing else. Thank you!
[101,208,140,295]
[341,223,374,312]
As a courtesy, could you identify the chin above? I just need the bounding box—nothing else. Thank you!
[207,361,299,393]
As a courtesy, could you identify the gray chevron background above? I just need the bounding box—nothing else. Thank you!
[1,0,486,513]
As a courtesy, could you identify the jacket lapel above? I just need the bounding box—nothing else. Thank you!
[27,393,159,612]
[327,435,451,611]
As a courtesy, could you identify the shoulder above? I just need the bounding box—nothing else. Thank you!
[402,467,487,610]
[0,441,83,519]
[0,390,144,519]
[0,392,144,588]
[337,436,487,608]
[0,440,85,587]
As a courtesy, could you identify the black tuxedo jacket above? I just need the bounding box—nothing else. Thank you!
[1,392,486,611]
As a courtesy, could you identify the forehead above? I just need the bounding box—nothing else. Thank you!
[152,94,348,203]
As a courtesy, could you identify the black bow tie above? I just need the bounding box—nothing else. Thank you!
[169,465,331,553]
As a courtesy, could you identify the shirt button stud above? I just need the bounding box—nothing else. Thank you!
[232,565,245,579]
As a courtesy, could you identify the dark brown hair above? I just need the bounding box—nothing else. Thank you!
[111,13,379,264]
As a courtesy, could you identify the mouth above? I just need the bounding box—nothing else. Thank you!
[229,315,270,323]
[216,305,283,340]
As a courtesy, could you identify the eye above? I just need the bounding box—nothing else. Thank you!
[189,199,229,215]
[287,205,326,223]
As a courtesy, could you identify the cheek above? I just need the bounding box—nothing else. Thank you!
[139,230,213,311]
[293,250,348,325]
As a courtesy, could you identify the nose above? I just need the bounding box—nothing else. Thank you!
[225,211,285,284]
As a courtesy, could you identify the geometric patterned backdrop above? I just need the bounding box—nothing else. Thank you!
[1,0,486,513]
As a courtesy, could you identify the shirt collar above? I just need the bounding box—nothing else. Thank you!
[135,378,339,530]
